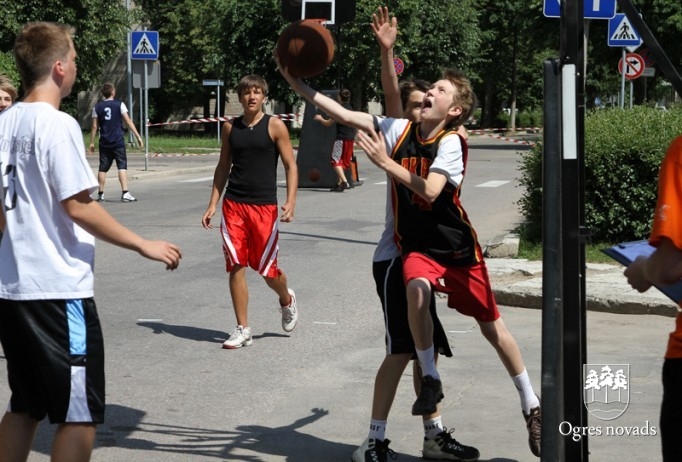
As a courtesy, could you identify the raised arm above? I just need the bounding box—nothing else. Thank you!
[276,56,374,132]
[371,6,402,118]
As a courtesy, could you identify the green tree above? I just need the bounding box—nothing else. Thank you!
[0,0,130,115]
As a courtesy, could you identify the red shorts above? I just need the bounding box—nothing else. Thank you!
[402,252,500,322]
[220,199,282,278]
[330,139,353,169]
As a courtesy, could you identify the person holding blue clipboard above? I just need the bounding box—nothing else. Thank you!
[622,136,682,461]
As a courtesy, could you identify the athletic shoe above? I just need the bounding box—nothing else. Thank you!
[280,288,298,332]
[523,405,541,457]
[96,193,104,202]
[222,325,252,349]
[351,438,397,462]
[121,191,137,202]
[423,427,480,461]
[412,375,444,415]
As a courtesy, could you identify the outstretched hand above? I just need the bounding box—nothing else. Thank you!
[371,6,397,51]
[355,128,390,170]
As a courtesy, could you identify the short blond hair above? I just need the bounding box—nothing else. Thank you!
[14,21,75,91]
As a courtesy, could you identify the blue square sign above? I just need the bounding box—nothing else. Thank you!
[544,0,616,20]
[131,31,159,60]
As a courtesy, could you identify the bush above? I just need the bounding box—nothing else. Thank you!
[518,106,682,243]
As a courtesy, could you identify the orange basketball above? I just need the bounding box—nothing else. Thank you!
[276,20,335,78]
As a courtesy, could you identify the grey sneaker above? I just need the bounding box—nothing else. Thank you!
[523,405,541,457]
[280,288,298,332]
[412,375,444,415]
[351,438,397,462]
[423,427,480,461]
[222,325,252,349]
[121,191,137,202]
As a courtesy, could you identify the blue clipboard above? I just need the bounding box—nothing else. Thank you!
[601,240,682,304]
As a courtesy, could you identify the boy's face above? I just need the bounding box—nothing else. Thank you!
[239,86,265,112]
[0,90,12,112]
[420,79,462,123]
[404,90,425,123]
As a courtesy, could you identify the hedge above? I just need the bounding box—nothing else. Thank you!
[518,106,682,243]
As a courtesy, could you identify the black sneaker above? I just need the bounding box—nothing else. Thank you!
[412,375,444,415]
[523,405,541,457]
[423,427,480,461]
[330,183,345,192]
[351,438,398,462]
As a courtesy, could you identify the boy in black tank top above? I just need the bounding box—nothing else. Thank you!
[201,75,299,349]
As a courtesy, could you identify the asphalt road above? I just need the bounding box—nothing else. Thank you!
[0,136,668,461]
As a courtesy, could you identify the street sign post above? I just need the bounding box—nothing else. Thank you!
[130,30,160,170]
[203,79,224,143]
[543,0,616,19]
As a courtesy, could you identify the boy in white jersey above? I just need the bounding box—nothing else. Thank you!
[0,22,181,461]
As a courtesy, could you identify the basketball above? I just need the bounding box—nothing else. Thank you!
[308,168,321,182]
[276,20,335,78]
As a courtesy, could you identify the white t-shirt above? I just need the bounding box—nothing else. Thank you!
[0,102,99,300]
[372,117,465,262]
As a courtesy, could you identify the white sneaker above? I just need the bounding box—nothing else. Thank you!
[121,191,137,202]
[95,192,104,202]
[280,288,298,332]
[352,438,396,462]
[222,325,252,349]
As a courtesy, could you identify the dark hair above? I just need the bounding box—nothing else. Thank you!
[101,82,115,98]
[399,79,430,111]
[338,88,351,103]
[236,75,268,97]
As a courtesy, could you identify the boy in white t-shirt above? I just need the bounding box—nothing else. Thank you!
[0,22,181,461]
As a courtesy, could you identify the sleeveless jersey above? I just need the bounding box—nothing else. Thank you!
[93,99,125,148]
[224,114,278,205]
[390,122,482,267]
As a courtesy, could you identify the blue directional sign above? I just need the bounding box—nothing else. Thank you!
[544,0,616,19]
[608,14,642,48]
[131,31,159,60]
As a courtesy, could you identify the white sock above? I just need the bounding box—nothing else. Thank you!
[416,346,439,380]
[423,416,444,439]
[369,419,387,441]
[512,368,540,414]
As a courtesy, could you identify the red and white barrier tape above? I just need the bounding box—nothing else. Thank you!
[146,113,301,127]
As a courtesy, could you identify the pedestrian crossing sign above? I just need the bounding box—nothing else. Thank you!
[608,14,642,48]
[131,31,159,60]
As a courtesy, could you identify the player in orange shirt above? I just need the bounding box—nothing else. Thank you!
[625,135,682,462]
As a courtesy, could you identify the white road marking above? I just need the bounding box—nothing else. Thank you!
[313,321,338,325]
[179,177,214,183]
[137,319,163,322]
[476,180,510,188]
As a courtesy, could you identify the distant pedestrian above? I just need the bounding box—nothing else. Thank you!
[89,82,143,202]
[201,75,299,349]
[314,89,357,192]
[0,21,181,462]
[625,135,682,462]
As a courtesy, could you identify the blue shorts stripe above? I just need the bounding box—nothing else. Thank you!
[66,299,87,355]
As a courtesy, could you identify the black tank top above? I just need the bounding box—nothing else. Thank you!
[391,123,481,266]
[224,114,278,205]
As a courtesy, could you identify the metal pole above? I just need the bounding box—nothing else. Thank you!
[629,79,634,109]
[620,48,626,108]
[144,59,149,171]
[541,57,565,462]
[216,83,221,143]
